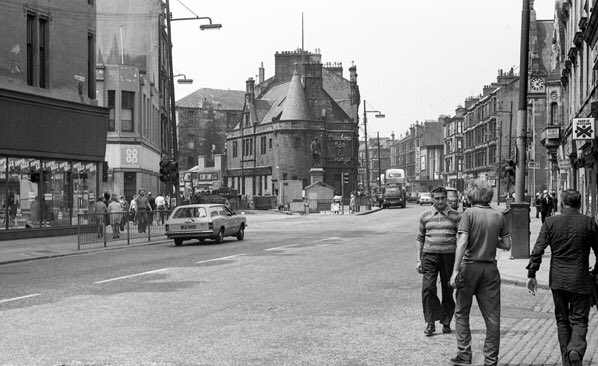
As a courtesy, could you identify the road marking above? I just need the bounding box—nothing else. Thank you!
[94,268,171,284]
[265,244,299,251]
[0,293,40,304]
[314,237,342,242]
[196,254,245,264]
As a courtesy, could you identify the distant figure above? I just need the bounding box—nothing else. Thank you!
[349,194,356,214]
[540,190,553,223]
[551,191,558,214]
[310,137,322,167]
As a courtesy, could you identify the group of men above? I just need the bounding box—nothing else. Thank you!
[416,182,597,366]
[535,189,558,223]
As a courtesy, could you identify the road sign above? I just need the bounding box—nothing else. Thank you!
[573,118,595,140]
[527,162,540,169]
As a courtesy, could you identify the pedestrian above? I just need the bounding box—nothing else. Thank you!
[349,193,356,214]
[539,189,552,223]
[129,194,138,225]
[107,194,122,239]
[155,192,166,225]
[147,192,156,225]
[551,191,558,215]
[92,195,107,238]
[135,188,149,233]
[449,179,512,366]
[526,189,598,366]
[416,186,461,337]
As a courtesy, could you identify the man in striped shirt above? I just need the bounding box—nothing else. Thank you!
[416,186,461,336]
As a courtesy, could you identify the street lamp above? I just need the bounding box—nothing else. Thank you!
[362,100,385,198]
[165,0,221,207]
[173,73,193,84]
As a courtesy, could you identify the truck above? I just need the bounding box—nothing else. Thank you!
[378,168,408,208]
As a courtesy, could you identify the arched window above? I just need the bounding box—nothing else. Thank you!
[550,102,558,125]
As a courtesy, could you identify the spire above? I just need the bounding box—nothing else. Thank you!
[281,64,312,120]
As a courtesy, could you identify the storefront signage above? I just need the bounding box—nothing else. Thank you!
[572,118,595,140]
[121,147,139,166]
[327,133,352,166]
[544,127,560,139]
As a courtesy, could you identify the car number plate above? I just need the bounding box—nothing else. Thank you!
[180,225,197,230]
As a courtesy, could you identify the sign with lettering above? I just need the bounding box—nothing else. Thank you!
[573,118,595,140]
[121,147,139,166]
[327,133,353,166]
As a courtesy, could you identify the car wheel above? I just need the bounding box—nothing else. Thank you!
[198,238,205,243]
[174,238,183,246]
[214,228,224,244]
[236,223,245,241]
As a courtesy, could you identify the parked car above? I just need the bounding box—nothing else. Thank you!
[165,204,246,246]
[445,187,460,210]
[418,192,433,205]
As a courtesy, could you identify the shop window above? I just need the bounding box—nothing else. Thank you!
[107,90,115,131]
[121,91,135,132]
[73,161,97,218]
[43,160,72,227]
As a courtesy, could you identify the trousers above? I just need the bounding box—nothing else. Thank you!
[455,262,501,366]
[552,289,591,366]
[421,252,455,325]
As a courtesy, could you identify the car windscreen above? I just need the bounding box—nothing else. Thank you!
[446,191,458,200]
[172,207,207,219]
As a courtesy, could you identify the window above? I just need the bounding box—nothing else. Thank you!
[187,133,195,150]
[550,102,558,125]
[107,90,115,131]
[87,32,95,99]
[26,14,35,86]
[260,136,266,154]
[38,17,48,88]
[269,138,273,149]
[232,141,238,158]
[121,91,135,132]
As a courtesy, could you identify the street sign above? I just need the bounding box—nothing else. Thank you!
[527,162,540,169]
[573,118,595,140]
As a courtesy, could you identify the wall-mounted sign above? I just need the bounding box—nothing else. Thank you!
[573,118,595,140]
[121,147,139,166]
[544,127,560,139]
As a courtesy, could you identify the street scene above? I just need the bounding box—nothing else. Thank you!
[2,0,598,365]
[0,205,595,365]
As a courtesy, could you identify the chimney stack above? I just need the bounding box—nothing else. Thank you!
[246,77,255,104]
[259,62,265,84]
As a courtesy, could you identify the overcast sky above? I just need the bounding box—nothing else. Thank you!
[171,0,555,139]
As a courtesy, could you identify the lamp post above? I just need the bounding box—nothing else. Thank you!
[165,0,221,207]
[362,100,385,198]
[377,132,382,191]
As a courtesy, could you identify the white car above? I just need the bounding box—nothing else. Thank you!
[165,204,247,246]
[418,192,433,205]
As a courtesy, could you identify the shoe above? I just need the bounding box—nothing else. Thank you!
[424,322,435,336]
[449,355,472,365]
[569,350,582,366]
[442,324,452,334]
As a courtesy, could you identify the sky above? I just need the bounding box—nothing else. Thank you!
[170,0,556,139]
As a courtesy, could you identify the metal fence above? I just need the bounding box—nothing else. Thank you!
[77,210,171,250]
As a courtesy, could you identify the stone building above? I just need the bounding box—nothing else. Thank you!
[95,0,172,201]
[226,50,360,200]
[0,0,108,239]
[175,88,245,171]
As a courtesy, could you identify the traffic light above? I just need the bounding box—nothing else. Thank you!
[168,160,179,185]
[159,159,170,183]
[343,172,350,185]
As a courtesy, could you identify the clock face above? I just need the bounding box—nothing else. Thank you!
[530,78,545,91]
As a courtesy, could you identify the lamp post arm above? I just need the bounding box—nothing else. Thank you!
[170,16,214,22]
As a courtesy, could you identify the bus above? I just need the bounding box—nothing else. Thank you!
[378,168,408,208]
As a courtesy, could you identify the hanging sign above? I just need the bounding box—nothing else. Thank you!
[572,118,595,140]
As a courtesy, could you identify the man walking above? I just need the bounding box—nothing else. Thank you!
[539,189,552,223]
[449,180,512,366]
[416,186,461,336]
[526,189,598,366]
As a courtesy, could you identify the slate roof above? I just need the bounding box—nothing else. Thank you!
[280,68,312,121]
[176,88,245,110]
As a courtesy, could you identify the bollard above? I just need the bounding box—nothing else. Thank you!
[508,202,530,259]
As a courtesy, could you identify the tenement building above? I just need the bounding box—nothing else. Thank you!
[0,0,109,239]
[226,50,360,199]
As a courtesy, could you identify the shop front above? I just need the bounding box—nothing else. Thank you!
[0,88,108,239]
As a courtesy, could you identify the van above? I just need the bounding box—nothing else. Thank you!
[445,187,459,210]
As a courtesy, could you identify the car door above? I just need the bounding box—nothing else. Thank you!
[223,206,239,233]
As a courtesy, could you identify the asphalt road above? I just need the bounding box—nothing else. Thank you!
[0,204,549,365]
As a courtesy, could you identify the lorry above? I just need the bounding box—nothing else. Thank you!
[378,169,408,208]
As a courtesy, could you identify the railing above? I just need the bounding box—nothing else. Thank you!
[77,210,171,250]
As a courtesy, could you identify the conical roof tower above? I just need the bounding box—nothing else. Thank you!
[281,64,312,121]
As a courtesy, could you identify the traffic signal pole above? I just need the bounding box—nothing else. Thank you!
[510,0,531,259]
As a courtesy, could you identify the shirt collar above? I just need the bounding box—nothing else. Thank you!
[561,207,579,215]
[433,206,451,215]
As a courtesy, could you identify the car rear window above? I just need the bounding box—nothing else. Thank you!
[446,191,458,199]
[173,207,207,218]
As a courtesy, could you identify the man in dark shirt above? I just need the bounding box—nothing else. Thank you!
[526,189,598,366]
[539,189,552,223]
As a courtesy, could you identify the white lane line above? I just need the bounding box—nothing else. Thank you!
[265,244,299,251]
[196,254,245,264]
[94,268,171,284]
[314,237,342,242]
[0,293,41,304]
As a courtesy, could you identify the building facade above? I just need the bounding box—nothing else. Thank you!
[176,88,245,172]
[226,50,360,200]
[95,0,171,201]
[0,0,109,239]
